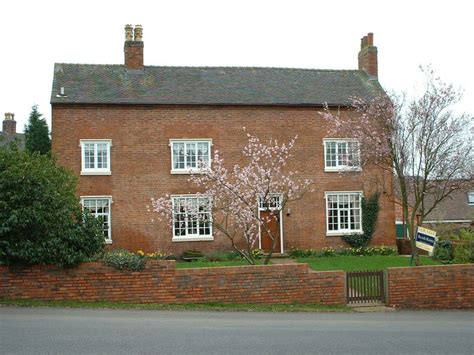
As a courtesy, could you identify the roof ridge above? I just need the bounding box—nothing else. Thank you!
[54,63,361,72]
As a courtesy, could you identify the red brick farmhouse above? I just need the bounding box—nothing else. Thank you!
[51,26,395,254]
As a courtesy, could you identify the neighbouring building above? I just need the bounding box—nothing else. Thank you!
[395,186,474,238]
[0,113,25,149]
[51,26,396,254]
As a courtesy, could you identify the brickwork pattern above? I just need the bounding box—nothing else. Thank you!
[124,42,144,70]
[0,261,346,305]
[387,264,474,309]
[51,104,396,254]
[2,262,473,309]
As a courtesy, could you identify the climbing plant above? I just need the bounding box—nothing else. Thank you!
[342,193,380,248]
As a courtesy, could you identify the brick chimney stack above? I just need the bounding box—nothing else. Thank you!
[3,113,17,135]
[358,32,378,78]
[124,24,144,70]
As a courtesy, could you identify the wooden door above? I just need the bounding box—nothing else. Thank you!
[260,210,281,253]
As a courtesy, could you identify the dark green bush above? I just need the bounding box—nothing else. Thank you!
[453,242,473,264]
[434,229,473,264]
[103,249,146,271]
[342,193,380,248]
[434,240,453,264]
[0,147,105,267]
[342,234,370,248]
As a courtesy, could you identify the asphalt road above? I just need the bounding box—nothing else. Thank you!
[1,307,473,354]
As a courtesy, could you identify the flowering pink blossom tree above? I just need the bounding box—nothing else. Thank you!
[151,132,313,265]
[321,68,474,265]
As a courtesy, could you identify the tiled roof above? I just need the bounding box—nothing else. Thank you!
[423,189,474,222]
[51,64,385,106]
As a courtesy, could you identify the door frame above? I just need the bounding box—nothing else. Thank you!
[257,194,284,253]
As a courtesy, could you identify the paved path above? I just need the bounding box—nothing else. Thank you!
[1,307,473,354]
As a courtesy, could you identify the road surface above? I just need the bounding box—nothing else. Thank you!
[1,307,473,354]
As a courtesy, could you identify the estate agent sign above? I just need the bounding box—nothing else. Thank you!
[415,226,438,254]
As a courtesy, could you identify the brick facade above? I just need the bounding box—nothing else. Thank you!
[386,264,474,309]
[51,29,395,254]
[0,261,346,305]
[51,104,396,254]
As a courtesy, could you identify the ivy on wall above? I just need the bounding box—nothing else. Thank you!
[342,193,380,248]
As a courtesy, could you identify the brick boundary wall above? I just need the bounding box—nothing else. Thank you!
[0,261,346,305]
[386,264,474,309]
[2,262,473,308]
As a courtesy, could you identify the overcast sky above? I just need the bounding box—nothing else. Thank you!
[1,0,473,132]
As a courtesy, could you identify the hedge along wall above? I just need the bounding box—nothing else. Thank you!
[0,261,346,305]
[386,264,474,309]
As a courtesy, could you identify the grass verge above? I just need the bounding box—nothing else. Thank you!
[299,255,442,272]
[0,298,351,312]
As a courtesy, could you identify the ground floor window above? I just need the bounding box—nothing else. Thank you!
[81,196,112,243]
[172,195,212,241]
[325,192,362,235]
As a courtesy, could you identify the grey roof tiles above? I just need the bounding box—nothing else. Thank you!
[51,64,385,106]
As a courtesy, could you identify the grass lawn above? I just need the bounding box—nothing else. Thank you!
[0,299,351,312]
[175,260,262,268]
[298,255,442,272]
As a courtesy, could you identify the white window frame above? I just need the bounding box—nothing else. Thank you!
[323,138,361,172]
[80,139,112,175]
[258,193,283,211]
[325,191,363,236]
[169,139,212,174]
[468,191,474,205]
[80,196,113,244]
[171,194,213,242]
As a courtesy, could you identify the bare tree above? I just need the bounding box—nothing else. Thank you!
[321,68,473,265]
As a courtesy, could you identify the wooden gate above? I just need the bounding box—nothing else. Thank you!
[346,270,385,304]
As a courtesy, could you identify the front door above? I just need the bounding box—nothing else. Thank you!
[260,210,281,253]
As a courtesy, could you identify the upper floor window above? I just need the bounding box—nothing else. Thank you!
[170,139,211,174]
[172,195,212,241]
[323,139,360,172]
[80,139,111,175]
[468,191,474,205]
[325,191,363,236]
[81,196,112,244]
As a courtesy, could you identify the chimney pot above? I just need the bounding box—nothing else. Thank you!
[134,25,143,41]
[367,32,374,46]
[125,24,133,41]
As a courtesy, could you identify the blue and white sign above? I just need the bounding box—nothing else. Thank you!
[415,226,438,253]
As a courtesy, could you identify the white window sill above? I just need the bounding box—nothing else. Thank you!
[105,239,112,244]
[172,236,214,242]
[170,169,206,175]
[326,231,363,237]
[81,171,112,176]
[324,167,362,173]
